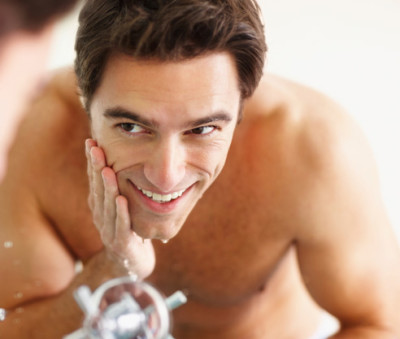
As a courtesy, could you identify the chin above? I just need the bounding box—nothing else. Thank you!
[132,217,185,241]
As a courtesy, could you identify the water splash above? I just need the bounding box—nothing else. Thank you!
[3,241,13,249]
[0,308,6,321]
[122,259,138,280]
[74,260,83,274]
[128,271,138,280]
[14,292,23,299]
[123,259,130,269]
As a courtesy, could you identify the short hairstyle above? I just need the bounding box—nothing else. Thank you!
[0,0,78,36]
[75,0,267,112]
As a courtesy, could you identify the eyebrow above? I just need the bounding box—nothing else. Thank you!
[103,107,233,129]
[187,113,233,128]
[104,107,157,128]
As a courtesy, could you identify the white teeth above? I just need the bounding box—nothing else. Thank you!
[137,187,186,203]
[153,193,162,201]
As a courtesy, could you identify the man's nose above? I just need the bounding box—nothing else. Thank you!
[144,137,186,192]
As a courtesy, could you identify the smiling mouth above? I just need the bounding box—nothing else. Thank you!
[136,186,187,203]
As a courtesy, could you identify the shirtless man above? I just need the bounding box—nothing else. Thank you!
[1,0,400,338]
[0,0,78,180]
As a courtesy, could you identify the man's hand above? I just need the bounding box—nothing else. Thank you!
[85,138,155,279]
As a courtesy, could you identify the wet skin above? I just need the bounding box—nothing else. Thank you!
[1,54,400,338]
[89,53,240,242]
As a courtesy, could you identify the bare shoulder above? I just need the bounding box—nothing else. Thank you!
[251,77,400,332]
[248,74,366,147]
[10,67,88,160]
[244,74,377,184]
[1,68,87,205]
[240,73,387,237]
[26,67,89,153]
[8,67,90,212]
[0,68,90,309]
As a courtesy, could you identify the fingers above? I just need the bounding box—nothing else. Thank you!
[115,195,132,239]
[84,140,155,278]
[90,146,107,215]
[85,138,108,230]
[85,139,97,210]
[85,139,128,247]
[101,167,119,242]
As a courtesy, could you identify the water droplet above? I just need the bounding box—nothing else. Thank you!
[3,241,13,248]
[123,259,130,268]
[0,308,6,321]
[128,271,138,280]
[74,260,83,273]
[14,292,23,299]
[161,239,169,244]
[16,307,24,314]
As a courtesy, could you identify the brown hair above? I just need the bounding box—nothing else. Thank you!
[0,0,78,36]
[75,0,267,112]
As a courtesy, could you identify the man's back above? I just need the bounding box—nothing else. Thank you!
[1,69,399,338]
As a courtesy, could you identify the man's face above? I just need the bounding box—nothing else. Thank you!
[90,52,241,241]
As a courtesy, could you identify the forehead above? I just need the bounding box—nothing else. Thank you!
[90,52,241,121]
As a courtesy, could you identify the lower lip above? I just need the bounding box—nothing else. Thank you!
[130,182,191,214]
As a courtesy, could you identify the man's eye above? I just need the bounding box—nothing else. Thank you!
[119,123,146,134]
[188,126,216,135]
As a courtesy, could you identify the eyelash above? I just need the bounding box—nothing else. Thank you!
[185,125,218,136]
[118,123,149,134]
[117,123,219,137]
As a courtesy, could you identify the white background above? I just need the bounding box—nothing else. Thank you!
[48,0,400,241]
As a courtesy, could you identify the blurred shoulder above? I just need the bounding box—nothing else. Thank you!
[33,67,86,130]
[16,67,89,155]
[5,67,90,195]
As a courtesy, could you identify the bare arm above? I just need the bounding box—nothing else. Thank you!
[0,141,154,337]
[0,74,154,337]
[294,105,400,338]
[0,250,131,338]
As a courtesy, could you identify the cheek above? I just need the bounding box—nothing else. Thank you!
[210,136,235,175]
[190,141,232,177]
[90,125,130,167]
[103,142,149,172]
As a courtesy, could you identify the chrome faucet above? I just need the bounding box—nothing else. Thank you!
[64,276,186,339]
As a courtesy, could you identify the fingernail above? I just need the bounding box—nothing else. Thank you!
[90,149,96,164]
[101,169,108,184]
[85,139,90,153]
